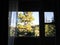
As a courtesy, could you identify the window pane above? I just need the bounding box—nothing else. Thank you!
[44,12,54,23]
[8,11,16,37]
[17,11,40,37]
[45,24,56,37]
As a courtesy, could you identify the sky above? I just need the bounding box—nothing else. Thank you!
[11,12,16,27]
[32,12,39,25]
[10,12,39,27]
[44,12,54,23]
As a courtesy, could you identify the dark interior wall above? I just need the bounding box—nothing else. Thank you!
[9,0,57,11]
[9,0,18,11]
[18,1,42,11]
[18,0,57,11]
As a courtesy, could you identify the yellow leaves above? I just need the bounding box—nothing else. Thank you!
[18,13,26,19]
[18,13,23,18]
[17,12,35,33]
[45,29,48,33]
[28,12,32,14]
[26,28,32,31]
[19,29,23,32]
[25,12,32,16]
[18,12,34,22]
[35,27,39,30]
[35,30,39,33]
[35,30,39,36]
[20,25,24,28]
[17,24,24,29]
[24,23,32,32]
[17,23,32,32]
[22,15,25,19]
[30,16,34,20]
[45,25,49,33]
[34,26,39,36]
[25,24,31,28]
[26,16,34,22]
[28,12,32,15]
[45,24,55,37]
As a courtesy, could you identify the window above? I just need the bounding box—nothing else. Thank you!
[44,12,56,37]
[8,11,56,37]
[8,11,40,37]
[8,11,16,37]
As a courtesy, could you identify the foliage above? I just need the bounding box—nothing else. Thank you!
[18,12,34,22]
[45,24,55,37]
[17,12,39,37]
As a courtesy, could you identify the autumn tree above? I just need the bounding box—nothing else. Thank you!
[17,12,34,36]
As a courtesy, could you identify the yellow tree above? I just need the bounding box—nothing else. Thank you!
[17,12,34,33]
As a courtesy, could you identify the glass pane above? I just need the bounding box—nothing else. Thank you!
[16,11,40,37]
[8,11,16,37]
[44,12,54,23]
[45,24,56,37]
